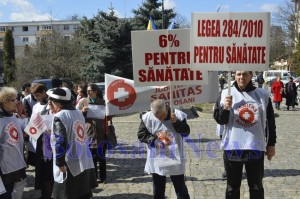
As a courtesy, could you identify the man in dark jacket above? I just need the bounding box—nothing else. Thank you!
[214,71,276,199]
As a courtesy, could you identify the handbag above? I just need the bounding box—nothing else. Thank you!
[106,117,117,148]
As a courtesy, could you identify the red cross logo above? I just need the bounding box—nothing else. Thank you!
[107,79,137,110]
[239,108,255,123]
[9,127,19,141]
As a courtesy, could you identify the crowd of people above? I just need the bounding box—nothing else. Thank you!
[2,70,298,199]
[0,80,107,199]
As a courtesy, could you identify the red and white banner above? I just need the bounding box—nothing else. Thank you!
[105,73,218,116]
[191,12,270,71]
[24,113,47,140]
[132,29,208,86]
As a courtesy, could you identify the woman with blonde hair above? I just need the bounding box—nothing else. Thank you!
[0,87,27,199]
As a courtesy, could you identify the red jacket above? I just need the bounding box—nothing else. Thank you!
[272,81,284,102]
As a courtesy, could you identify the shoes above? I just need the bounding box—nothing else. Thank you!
[222,171,227,179]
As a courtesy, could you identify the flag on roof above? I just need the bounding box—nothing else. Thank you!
[167,20,175,30]
[147,16,157,30]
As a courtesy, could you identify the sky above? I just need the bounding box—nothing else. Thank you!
[0,0,285,23]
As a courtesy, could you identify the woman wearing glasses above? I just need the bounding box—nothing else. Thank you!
[0,87,27,199]
[77,83,107,184]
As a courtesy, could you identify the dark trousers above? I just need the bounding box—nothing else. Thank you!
[225,154,264,199]
[274,102,281,110]
[92,147,106,181]
[0,183,14,199]
[152,173,190,199]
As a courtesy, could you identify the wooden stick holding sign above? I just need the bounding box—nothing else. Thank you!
[227,71,231,95]
[169,81,174,113]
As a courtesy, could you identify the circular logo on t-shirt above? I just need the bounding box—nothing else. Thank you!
[107,79,137,110]
[236,103,258,128]
[239,107,255,123]
[9,127,19,140]
[76,125,84,139]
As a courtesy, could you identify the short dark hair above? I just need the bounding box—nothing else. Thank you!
[21,83,31,91]
[52,78,62,88]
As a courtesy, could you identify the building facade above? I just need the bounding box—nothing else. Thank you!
[0,20,80,57]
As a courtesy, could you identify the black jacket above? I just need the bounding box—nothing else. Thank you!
[137,108,190,145]
[213,82,276,147]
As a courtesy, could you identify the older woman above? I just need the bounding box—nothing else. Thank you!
[0,87,27,199]
[49,87,97,199]
[285,77,298,111]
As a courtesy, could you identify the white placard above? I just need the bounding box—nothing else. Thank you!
[190,12,270,71]
[105,73,219,116]
[24,113,47,140]
[132,29,208,86]
[86,105,106,119]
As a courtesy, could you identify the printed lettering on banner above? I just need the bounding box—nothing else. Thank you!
[190,12,270,71]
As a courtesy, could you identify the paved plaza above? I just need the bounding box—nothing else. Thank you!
[23,102,300,199]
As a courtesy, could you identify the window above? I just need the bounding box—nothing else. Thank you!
[64,25,69,30]
[37,26,39,31]
[11,27,14,32]
[23,26,28,31]
[73,25,78,31]
[64,35,70,40]
[42,25,52,30]
[0,27,6,32]
[0,37,3,42]
[23,37,29,42]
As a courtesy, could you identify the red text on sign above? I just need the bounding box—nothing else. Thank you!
[197,19,263,38]
[145,52,190,65]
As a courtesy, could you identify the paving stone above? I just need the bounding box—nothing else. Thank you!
[22,105,300,198]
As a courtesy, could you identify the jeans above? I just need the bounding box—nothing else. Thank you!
[225,153,264,199]
[152,173,190,199]
[274,102,281,110]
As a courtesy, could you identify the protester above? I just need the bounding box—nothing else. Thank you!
[22,83,38,118]
[214,71,276,199]
[0,87,27,199]
[271,75,284,110]
[256,74,265,88]
[31,84,54,199]
[78,83,107,183]
[17,83,31,102]
[137,99,190,199]
[49,87,97,199]
[285,76,298,111]
[75,83,87,107]
[219,73,226,90]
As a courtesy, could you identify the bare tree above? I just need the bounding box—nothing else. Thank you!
[273,0,299,48]
[15,28,83,86]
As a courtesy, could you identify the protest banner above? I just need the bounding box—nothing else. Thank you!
[105,73,218,116]
[24,113,47,140]
[132,29,208,86]
[190,12,270,71]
